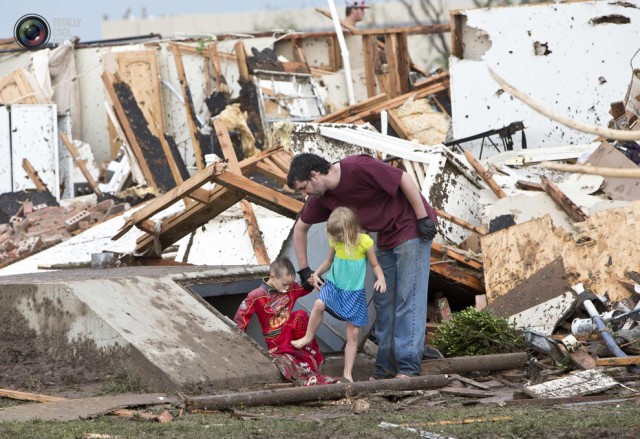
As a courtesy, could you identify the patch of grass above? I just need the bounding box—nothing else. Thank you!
[433,307,524,357]
[96,365,146,396]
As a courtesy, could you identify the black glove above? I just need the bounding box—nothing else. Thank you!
[297,267,314,290]
[417,217,437,242]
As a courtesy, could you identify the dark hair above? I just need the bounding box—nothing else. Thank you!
[346,6,353,16]
[270,257,295,278]
[287,153,331,189]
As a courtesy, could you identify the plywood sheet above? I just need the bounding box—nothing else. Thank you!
[390,98,449,145]
[0,68,47,105]
[481,203,640,302]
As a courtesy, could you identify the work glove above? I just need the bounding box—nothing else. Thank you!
[297,267,314,290]
[417,217,437,242]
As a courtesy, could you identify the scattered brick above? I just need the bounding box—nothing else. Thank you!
[78,220,90,231]
[94,199,115,214]
[3,240,17,252]
[22,200,33,215]
[0,232,10,244]
[64,210,91,232]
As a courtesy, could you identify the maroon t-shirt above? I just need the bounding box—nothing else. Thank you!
[300,155,437,250]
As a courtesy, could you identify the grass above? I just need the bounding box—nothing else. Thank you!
[0,394,638,438]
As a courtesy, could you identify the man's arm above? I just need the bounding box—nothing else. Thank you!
[293,219,312,269]
[399,172,428,219]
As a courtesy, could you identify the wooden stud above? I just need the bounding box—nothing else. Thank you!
[434,208,488,236]
[450,10,465,59]
[59,132,102,196]
[363,35,378,98]
[314,93,388,123]
[234,41,251,81]
[540,176,589,223]
[102,70,157,190]
[256,160,288,186]
[21,158,48,192]
[207,43,227,92]
[384,33,401,98]
[595,356,640,367]
[463,151,507,199]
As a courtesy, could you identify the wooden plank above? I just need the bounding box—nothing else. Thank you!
[314,8,357,33]
[314,93,388,123]
[206,43,227,92]
[431,242,483,271]
[214,117,270,265]
[429,256,485,293]
[186,187,211,204]
[440,387,506,398]
[257,160,288,185]
[21,158,47,192]
[464,151,506,199]
[270,153,292,173]
[59,132,102,196]
[0,388,65,403]
[450,11,465,59]
[363,35,378,98]
[213,172,303,218]
[434,208,488,236]
[569,347,597,370]
[524,370,618,399]
[388,111,413,140]
[449,374,491,390]
[112,162,225,241]
[234,41,251,81]
[396,32,411,95]
[384,33,401,98]
[291,39,311,74]
[596,356,640,367]
[169,43,205,171]
[516,179,544,191]
[540,176,588,222]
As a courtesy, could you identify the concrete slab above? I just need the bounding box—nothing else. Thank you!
[0,265,281,392]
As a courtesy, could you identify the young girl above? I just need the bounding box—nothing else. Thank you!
[292,207,386,382]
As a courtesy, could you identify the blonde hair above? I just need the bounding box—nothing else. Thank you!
[327,207,361,256]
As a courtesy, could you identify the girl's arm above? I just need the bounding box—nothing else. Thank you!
[312,247,335,291]
[366,247,387,293]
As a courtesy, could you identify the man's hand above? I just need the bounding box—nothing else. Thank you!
[297,267,314,290]
[417,217,437,242]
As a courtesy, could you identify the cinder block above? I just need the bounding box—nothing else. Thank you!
[64,210,91,232]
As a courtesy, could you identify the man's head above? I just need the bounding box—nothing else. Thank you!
[269,257,296,293]
[346,0,369,24]
[287,153,331,197]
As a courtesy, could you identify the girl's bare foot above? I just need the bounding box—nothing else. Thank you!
[291,337,311,349]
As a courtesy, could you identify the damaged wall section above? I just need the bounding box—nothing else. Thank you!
[450,1,640,157]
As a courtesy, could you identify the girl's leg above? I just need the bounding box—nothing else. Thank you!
[291,299,326,348]
[342,323,360,382]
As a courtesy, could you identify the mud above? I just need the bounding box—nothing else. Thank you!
[0,285,132,394]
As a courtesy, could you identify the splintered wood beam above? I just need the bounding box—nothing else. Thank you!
[134,187,245,255]
[431,242,483,271]
[187,188,211,204]
[214,117,270,265]
[363,35,378,98]
[0,388,66,403]
[388,110,412,140]
[206,43,227,92]
[385,33,401,98]
[540,176,589,223]
[434,208,488,236]
[429,256,484,293]
[257,160,288,186]
[113,162,225,241]
[59,132,102,196]
[270,153,291,173]
[516,179,544,191]
[101,70,157,190]
[314,93,388,123]
[595,356,640,367]
[213,172,303,218]
[234,41,251,81]
[463,151,506,199]
[21,158,48,192]
[169,43,205,171]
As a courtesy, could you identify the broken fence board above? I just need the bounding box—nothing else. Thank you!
[595,356,640,367]
[524,370,618,399]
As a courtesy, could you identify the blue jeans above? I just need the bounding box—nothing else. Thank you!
[373,238,431,377]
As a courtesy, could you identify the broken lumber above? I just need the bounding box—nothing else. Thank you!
[0,388,65,403]
[596,356,640,367]
[434,208,488,236]
[464,151,506,199]
[541,161,640,179]
[314,94,388,123]
[422,352,528,375]
[186,374,448,410]
[21,158,48,192]
[540,176,588,222]
[59,132,102,196]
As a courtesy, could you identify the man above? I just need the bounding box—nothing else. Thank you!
[287,153,438,379]
[345,0,369,28]
[234,257,338,386]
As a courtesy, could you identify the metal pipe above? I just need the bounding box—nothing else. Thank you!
[327,0,356,105]
[584,300,640,374]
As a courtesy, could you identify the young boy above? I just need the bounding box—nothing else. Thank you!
[233,257,338,386]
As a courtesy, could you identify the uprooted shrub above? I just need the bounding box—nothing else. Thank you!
[433,307,524,357]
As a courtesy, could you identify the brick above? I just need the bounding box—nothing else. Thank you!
[32,203,49,211]
[94,199,115,214]
[64,210,91,232]
[3,240,17,252]
[105,203,130,218]
[0,232,10,244]
[22,200,33,215]
[78,220,90,231]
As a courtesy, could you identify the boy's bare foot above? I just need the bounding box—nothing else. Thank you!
[340,375,353,383]
[291,337,311,349]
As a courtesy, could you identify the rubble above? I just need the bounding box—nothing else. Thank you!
[0,1,639,427]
